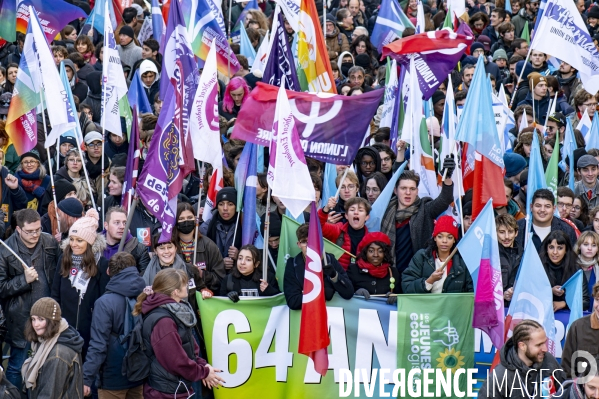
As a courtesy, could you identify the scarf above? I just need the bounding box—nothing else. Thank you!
[356,258,390,278]
[569,379,585,399]
[143,255,188,286]
[68,255,91,302]
[21,318,69,389]
[160,301,197,328]
[16,170,42,194]
[395,197,421,223]
[577,255,597,271]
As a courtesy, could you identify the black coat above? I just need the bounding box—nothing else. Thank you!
[401,248,474,293]
[284,253,354,310]
[499,242,523,292]
[51,254,110,361]
[347,261,400,295]
[82,267,146,390]
[0,233,60,348]
[220,269,280,297]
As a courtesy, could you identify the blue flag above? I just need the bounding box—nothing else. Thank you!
[560,118,577,190]
[152,0,164,45]
[262,11,301,91]
[239,23,257,66]
[231,0,259,41]
[235,142,258,246]
[371,0,414,53]
[532,0,548,38]
[128,70,153,115]
[321,163,338,208]
[365,161,407,232]
[58,61,83,144]
[585,111,599,151]
[81,0,116,35]
[505,0,512,13]
[562,269,584,334]
[526,130,547,215]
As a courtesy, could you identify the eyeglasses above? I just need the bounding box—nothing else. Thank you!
[381,156,392,163]
[557,202,573,209]
[21,160,38,166]
[67,158,82,164]
[86,142,101,149]
[360,160,375,167]
[340,184,357,191]
[583,102,598,107]
[572,206,582,211]
[21,228,41,236]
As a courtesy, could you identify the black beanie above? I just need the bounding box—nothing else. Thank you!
[54,180,77,203]
[120,25,135,40]
[261,213,282,237]
[216,187,237,207]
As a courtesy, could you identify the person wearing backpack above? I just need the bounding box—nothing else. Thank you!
[132,268,224,398]
[82,252,146,398]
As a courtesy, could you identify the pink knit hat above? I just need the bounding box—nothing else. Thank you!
[69,208,99,245]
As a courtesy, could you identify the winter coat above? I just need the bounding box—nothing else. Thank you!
[128,202,161,239]
[317,209,368,270]
[16,170,50,214]
[104,136,129,160]
[554,72,582,104]
[555,94,575,116]
[51,236,110,361]
[103,233,151,275]
[141,293,209,399]
[511,8,534,37]
[176,235,226,294]
[511,80,530,111]
[481,25,499,45]
[82,267,146,390]
[199,211,242,259]
[0,232,60,348]
[117,42,143,71]
[515,217,577,253]
[353,146,382,189]
[499,242,523,294]
[27,326,85,399]
[478,337,566,399]
[347,261,401,295]
[220,269,280,297]
[325,26,350,61]
[381,182,455,258]
[81,71,103,123]
[401,248,474,293]
[0,166,28,230]
[284,253,354,310]
[517,92,551,123]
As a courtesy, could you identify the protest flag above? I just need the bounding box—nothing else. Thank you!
[263,11,301,90]
[189,40,224,223]
[5,15,40,155]
[531,0,599,93]
[455,56,506,218]
[12,0,87,42]
[370,0,414,53]
[578,109,592,141]
[524,131,547,238]
[251,30,270,75]
[365,161,407,232]
[0,0,17,42]
[297,0,336,93]
[276,215,345,291]
[545,132,559,197]
[81,0,117,35]
[564,118,577,191]
[298,201,330,376]
[122,107,141,213]
[239,23,257,66]
[100,0,128,137]
[562,269,584,333]
[152,0,165,44]
[58,62,84,147]
[499,85,515,152]
[231,0,259,41]
[586,111,599,151]
[382,28,473,99]
[521,20,530,43]
[321,163,338,207]
[267,83,315,217]
[236,143,258,246]
[379,59,398,129]
[128,70,153,115]
[457,200,504,349]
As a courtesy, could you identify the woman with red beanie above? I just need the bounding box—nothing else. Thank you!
[347,232,401,304]
[401,215,473,294]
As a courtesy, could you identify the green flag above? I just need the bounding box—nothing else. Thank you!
[545,132,560,198]
[397,293,474,398]
[521,21,530,44]
[276,215,347,291]
[443,6,453,29]
[119,96,133,140]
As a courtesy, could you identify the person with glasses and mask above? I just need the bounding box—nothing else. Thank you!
[0,208,61,389]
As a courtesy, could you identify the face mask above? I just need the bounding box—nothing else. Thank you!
[177,220,195,234]
[341,62,353,77]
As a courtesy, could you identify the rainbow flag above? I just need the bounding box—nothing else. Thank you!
[297,0,336,93]
[0,0,17,42]
[183,0,240,76]
[15,0,87,42]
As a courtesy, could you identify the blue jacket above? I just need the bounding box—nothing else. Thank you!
[517,92,552,124]
[82,267,146,390]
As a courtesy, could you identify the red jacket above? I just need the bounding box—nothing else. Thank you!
[317,209,368,270]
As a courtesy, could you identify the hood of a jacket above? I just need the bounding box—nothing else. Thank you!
[139,59,161,88]
[86,71,102,95]
[106,266,146,298]
[141,292,177,314]
[354,146,382,174]
[57,324,85,353]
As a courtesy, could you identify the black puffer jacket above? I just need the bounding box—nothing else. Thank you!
[478,337,567,399]
[499,242,523,300]
[0,232,60,348]
[81,71,103,124]
[401,248,474,293]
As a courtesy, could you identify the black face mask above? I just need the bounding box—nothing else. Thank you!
[177,220,195,235]
[341,62,353,77]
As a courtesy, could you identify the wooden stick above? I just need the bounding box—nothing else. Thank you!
[438,246,458,272]
[0,239,37,280]
[334,167,350,199]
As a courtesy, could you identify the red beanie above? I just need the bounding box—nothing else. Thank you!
[432,215,459,239]
[357,232,391,255]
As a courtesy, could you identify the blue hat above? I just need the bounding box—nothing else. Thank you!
[504,153,527,178]
[515,61,534,81]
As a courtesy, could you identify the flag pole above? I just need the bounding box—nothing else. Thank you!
[508,48,532,108]
[531,78,536,124]
[39,91,61,234]
[454,146,465,236]
[334,167,350,199]
[262,187,271,280]
[74,133,97,210]
[100,77,107,227]
[228,0,234,77]
[192,160,204,267]
[0,239,37,279]
[118,196,138,252]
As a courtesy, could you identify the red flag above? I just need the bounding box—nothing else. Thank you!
[472,153,506,218]
[298,201,330,376]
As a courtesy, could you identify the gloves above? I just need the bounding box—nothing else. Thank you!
[354,288,371,299]
[441,155,456,179]
[386,294,397,305]
[323,262,337,278]
[228,291,240,303]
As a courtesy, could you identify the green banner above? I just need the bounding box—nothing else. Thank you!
[397,293,475,398]
[275,215,347,291]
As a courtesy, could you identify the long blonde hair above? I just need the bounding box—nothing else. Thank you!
[132,269,188,316]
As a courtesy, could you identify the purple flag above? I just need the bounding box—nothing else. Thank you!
[232,83,384,165]
[121,107,140,213]
[263,12,300,91]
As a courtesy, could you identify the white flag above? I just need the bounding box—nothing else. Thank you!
[379,59,398,129]
[102,1,128,136]
[267,82,315,218]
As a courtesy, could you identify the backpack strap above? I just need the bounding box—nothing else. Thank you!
[119,297,139,346]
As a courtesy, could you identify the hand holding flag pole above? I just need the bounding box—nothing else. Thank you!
[0,239,38,281]
[334,167,350,199]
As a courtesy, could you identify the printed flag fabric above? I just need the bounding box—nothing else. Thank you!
[101,0,128,137]
[370,0,414,53]
[239,23,257,66]
[545,131,560,197]
[526,131,547,225]
[0,0,17,42]
[298,201,330,376]
[531,0,599,94]
[81,0,117,35]
[397,294,474,393]
[266,83,315,218]
[382,29,473,100]
[297,0,336,93]
[263,11,301,91]
[586,111,599,150]
[379,59,398,129]
[121,107,141,212]
[128,70,154,115]
[506,238,557,355]
[251,29,270,75]
[237,143,258,246]
[457,200,504,349]
[578,109,593,146]
[455,57,506,218]
[562,269,584,333]
[15,0,87,42]
[231,82,383,165]
[58,62,83,146]
[6,15,40,155]
[152,0,165,44]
